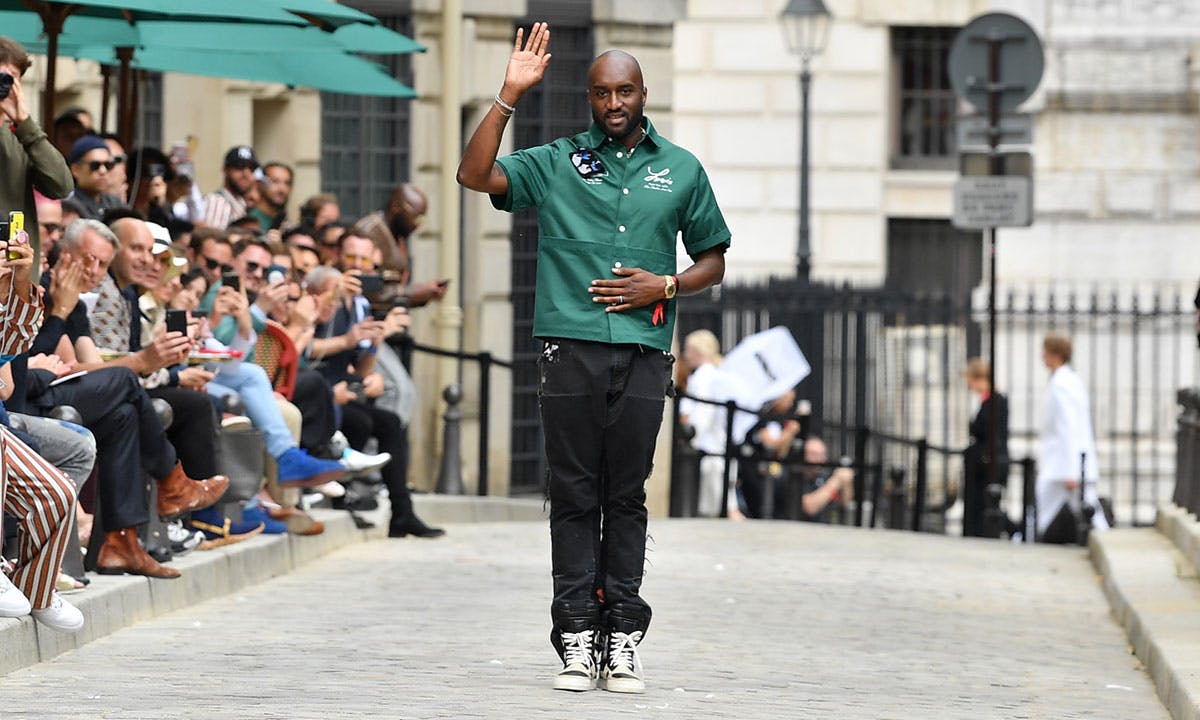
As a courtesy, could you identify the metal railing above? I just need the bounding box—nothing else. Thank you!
[408,341,512,496]
[670,391,1042,541]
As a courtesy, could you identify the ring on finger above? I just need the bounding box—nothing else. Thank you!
[618,295,624,305]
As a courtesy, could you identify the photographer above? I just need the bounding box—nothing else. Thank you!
[127,147,182,228]
[309,234,442,539]
[0,36,75,272]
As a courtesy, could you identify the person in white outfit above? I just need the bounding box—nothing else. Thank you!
[1036,334,1109,541]
[679,330,742,519]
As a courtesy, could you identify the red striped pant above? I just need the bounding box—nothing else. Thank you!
[0,425,77,609]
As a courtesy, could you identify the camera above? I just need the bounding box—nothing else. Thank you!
[0,72,12,101]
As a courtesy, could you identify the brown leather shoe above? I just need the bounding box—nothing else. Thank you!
[96,528,181,579]
[157,462,229,519]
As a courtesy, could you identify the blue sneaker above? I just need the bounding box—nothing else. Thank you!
[241,505,287,534]
[277,447,345,488]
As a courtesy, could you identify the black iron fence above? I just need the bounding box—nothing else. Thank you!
[674,279,1198,529]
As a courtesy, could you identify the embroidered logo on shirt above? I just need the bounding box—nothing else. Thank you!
[570,148,608,182]
[642,166,673,192]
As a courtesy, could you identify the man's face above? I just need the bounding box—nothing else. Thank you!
[37,201,63,255]
[263,166,292,207]
[588,56,647,143]
[72,147,114,195]
[196,237,234,285]
[338,235,377,274]
[224,162,257,196]
[319,224,344,265]
[314,202,340,230]
[103,138,126,196]
[235,244,273,294]
[803,438,828,466]
[112,221,156,289]
[287,233,320,275]
[62,230,115,291]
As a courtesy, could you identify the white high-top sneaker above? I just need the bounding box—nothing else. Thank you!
[553,629,598,692]
[0,572,32,618]
[599,630,645,693]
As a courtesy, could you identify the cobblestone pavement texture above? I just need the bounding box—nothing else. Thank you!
[0,520,1167,719]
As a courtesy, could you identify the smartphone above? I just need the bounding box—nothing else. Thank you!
[165,308,188,336]
[222,271,241,293]
[8,211,23,260]
[266,264,288,285]
[359,273,384,295]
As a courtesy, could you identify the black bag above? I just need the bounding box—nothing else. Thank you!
[215,427,265,503]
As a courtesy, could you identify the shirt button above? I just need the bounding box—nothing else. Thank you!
[616,151,624,159]
[618,225,626,232]
[623,188,629,195]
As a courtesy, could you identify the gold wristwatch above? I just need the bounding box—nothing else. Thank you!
[664,274,677,299]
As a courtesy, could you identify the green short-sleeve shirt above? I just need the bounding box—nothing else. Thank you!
[492,117,730,351]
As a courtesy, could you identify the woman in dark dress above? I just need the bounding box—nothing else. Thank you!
[963,359,1009,538]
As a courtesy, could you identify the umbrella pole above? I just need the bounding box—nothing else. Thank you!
[100,65,111,134]
[35,4,69,127]
[115,47,133,150]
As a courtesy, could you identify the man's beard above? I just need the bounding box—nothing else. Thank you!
[593,103,645,143]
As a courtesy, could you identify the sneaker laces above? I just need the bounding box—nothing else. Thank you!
[606,630,644,676]
[560,629,596,670]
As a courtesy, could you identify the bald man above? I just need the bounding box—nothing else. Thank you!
[459,23,731,694]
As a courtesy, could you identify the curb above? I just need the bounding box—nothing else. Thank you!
[1090,519,1200,720]
[0,495,546,678]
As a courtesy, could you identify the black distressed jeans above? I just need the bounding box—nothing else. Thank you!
[539,338,672,639]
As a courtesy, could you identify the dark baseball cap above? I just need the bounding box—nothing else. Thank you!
[68,135,110,164]
[223,145,259,169]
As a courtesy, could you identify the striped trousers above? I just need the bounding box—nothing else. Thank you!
[0,425,77,609]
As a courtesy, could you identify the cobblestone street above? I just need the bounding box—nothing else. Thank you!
[0,520,1166,719]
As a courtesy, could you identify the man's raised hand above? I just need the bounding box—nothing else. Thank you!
[503,22,552,100]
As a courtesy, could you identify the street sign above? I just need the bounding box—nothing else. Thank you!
[953,176,1032,229]
[948,13,1044,115]
[956,114,1033,150]
[959,150,1032,177]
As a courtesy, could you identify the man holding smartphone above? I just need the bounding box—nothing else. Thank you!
[457,23,730,693]
[309,234,442,538]
[0,37,74,274]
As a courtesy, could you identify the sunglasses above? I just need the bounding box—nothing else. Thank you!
[84,160,117,172]
[40,223,63,235]
[203,256,234,274]
[243,261,265,276]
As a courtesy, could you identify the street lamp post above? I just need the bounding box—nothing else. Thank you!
[780,0,831,282]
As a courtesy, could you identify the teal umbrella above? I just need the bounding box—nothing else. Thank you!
[0,0,305,124]
[70,44,417,97]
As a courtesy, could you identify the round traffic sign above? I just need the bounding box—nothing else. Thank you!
[948,12,1044,114]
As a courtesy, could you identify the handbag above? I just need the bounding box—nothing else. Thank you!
[215,426,265,503]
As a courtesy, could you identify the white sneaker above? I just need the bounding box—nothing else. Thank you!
[340,448,392,475]
[31,592,84,633]
[0,572,32,618]
[553,629,598,692]
[329,430,349,457]
[599,630,645,693]
[315,481,346,499]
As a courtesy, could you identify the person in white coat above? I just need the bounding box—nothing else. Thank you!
[1037,334,1109,539]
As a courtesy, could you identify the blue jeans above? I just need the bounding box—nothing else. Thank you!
[207,362,294,459]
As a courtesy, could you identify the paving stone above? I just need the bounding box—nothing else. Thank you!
[0,520,1167,719]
